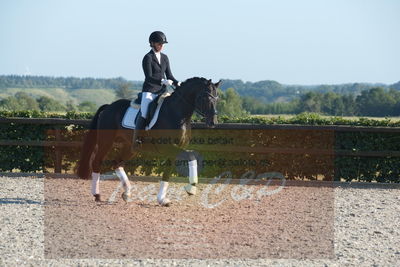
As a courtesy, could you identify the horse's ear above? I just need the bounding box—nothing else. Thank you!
[214,80,222,88]
[207,79,212,85]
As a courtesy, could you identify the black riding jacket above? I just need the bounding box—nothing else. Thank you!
[142,50,178,94]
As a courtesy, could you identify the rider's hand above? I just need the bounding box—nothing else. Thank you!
[177,81,182,87]
[161,79,173,86]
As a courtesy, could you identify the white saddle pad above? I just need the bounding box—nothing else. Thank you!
[121,96,167,130]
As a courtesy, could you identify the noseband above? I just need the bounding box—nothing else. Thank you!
[174,85,218,117]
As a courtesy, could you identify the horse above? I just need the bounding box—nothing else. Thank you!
[77,77,220,206]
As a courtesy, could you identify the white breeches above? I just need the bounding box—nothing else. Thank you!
[140,92,158,119]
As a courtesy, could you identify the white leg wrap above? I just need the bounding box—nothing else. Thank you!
[157,181,170,205]
[185,160,198,195]
[115,167,131,192]
[188,160,198,185]
[91,172,100,195]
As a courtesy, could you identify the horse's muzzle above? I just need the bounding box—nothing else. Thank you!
[206,115,218,128]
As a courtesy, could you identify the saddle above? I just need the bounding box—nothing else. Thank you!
[132,88,171,127]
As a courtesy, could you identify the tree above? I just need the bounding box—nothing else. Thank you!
[37,96,66,112]
[14,92,39,110]
[242,96,266,114]
[217,88,249,117]
[299,92,322,113]
[115,82,134,99]
[65,100,77,112]
[0,96,19,110]
[356,87,396,116]
[341,94,357,116]
[390,81,400,91]
[321,92,339,115]
[0,92,39,111]
[78,101,97,112]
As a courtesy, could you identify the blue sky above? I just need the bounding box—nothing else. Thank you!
[0,0,399,85]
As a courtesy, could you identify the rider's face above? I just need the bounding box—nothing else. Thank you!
[152,42,164,52]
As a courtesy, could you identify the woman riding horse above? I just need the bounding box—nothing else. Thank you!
[133,31,182,147]
[77,77,220,206]
[77,30,220,206]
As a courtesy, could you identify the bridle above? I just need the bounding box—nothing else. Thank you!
[194,90,219,117]
[173,84,218,117]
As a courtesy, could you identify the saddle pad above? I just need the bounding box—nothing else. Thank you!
[121,97,165,130]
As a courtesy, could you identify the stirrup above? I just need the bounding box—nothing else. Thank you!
[133,116,145,143]
[134,137,143,145]
[132,134,143,148]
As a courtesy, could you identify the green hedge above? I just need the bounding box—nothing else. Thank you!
[1,111,399,183]
[0,110,90,172]
[216,113,400,127]
[1,110,399,126]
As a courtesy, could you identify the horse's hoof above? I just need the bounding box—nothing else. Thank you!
[158,198,171,207]
[94,194,101,202]
[184,184,197,195]
[122,192,131,203]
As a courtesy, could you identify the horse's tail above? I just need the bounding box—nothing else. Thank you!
[76,104,109,179]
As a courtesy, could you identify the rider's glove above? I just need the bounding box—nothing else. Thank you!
[161,79,173,86]
[177,81,182,87]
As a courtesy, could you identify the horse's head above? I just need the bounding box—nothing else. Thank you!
[194,79,221,128]
[176,77,221,128]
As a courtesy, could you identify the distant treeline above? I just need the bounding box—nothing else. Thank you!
[242,88,400,116]
[1,75,400,117]
[210,86,399,117]
[219,79,400,103]
[0,92,97,112]
[2,75,400,103]
[0,75,142,90]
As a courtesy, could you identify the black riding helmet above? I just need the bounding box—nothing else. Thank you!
[149,31,168,44]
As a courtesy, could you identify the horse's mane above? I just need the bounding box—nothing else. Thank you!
[176,77,208,91]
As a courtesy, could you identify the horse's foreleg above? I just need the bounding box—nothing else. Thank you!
[115,167,132,202]
[157,180,170,206]
[157,165,172,206]
[91,172,101,202]
[114,141,135,203]
[184,153,198,195]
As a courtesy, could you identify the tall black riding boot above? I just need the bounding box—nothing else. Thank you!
[132,116,146,148]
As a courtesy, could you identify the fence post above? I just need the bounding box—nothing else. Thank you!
[55,129,62,173]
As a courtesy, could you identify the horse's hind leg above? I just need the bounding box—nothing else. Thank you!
[90,131,115,202]
[115,167,132,202]
[157,158,174,206]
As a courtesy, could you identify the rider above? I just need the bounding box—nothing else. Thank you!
[132,31,181,146]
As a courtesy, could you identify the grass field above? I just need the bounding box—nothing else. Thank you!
[0,87,119,106]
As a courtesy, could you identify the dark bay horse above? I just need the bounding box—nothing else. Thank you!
[77,77,220,206]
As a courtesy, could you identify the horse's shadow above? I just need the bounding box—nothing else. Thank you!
[0,197,43,205]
